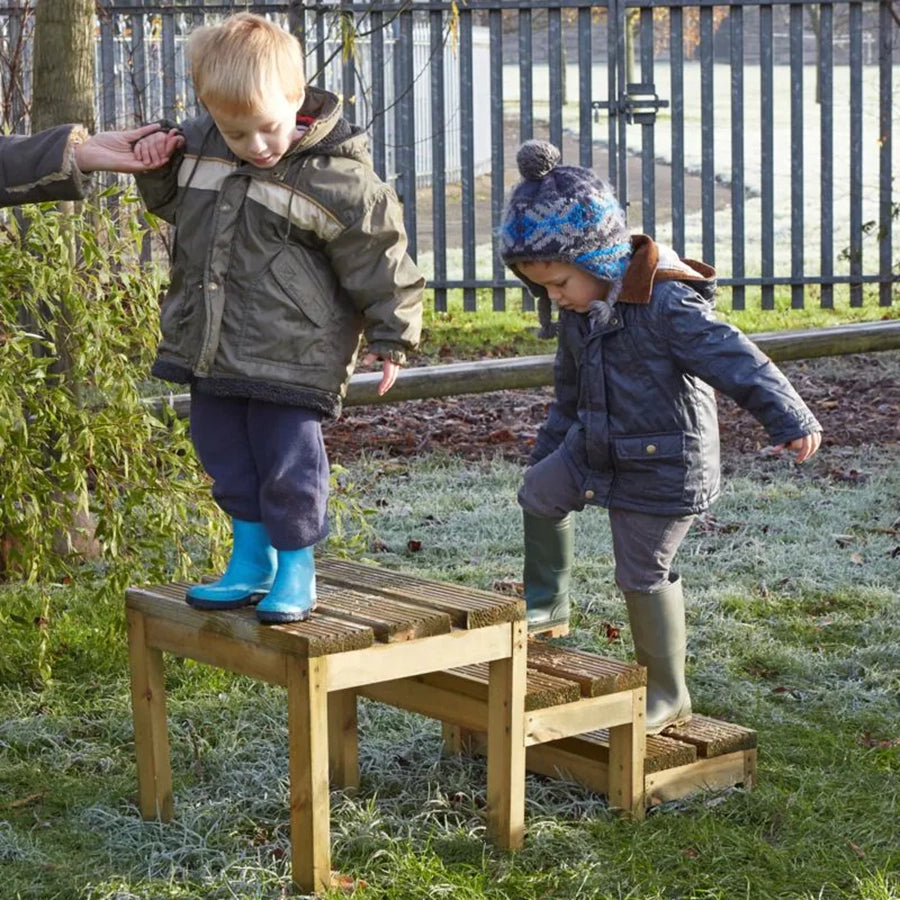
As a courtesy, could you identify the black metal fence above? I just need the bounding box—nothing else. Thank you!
[1,0,897,311]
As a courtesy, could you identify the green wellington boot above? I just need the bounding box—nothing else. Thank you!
[623,573,693,734]
[186,518,277,609]
[523,511,573,637]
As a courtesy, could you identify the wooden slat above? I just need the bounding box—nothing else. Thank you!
[525,643,646,696]
[547,728,697,775]
[424,662,581,711]
[644,750,756,802]
[663,715,757,758]
[318,558,524,629]
[314,583,451,642]
[126,584,374,657]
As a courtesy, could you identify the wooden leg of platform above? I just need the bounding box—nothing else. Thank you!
[486,619,528,850]
[287,657,331,895]
[743,748,758,790]
[328,689,359,792]
[126,608,174,822]
[607,687,646,821]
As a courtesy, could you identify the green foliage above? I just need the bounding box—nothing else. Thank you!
[0,194,223,682]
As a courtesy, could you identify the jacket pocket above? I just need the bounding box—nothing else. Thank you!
[158,279,204,360]
[612,431,686,504]
[268,247,333,327]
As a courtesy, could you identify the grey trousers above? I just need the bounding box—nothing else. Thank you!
[519,447,695,594]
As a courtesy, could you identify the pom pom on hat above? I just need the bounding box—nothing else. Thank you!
[516,140,561,181]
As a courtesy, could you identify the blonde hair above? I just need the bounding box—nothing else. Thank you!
[188,13,305,115]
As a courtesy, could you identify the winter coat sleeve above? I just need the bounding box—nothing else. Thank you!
[132,120,188,224]
[662,285,821,445]
[0,124,91,207]
[531,323,581,463]
[325,185,424,363]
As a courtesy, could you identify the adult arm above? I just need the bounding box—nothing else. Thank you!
[0,124,89,207]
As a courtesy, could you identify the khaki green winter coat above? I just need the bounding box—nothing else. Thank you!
[135,88,424,419]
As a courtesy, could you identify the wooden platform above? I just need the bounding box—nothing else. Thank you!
[363,641,648,816]
[126,558,531,895]
[366,644,757,808]
[125,559,751,895]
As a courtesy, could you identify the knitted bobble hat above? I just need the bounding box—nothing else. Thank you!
[500,140,632,335]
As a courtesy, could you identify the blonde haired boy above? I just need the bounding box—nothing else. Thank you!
[134,13,424,624]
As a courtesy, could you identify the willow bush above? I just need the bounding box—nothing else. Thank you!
[0,193,221,601]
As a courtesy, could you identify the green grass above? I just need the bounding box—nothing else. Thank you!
[2,435,899,899]
[2,308,899,898]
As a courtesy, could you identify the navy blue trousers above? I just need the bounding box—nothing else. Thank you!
[189,391,329,550]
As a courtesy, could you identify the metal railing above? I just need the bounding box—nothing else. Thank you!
[1,0,897,311]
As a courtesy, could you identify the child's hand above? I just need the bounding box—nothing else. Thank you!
[74,123,181,173]
[362,354,400,396]
[773,432,822,463]
[133,128,184,169]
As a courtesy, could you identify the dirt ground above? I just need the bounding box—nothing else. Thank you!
[324,351,900,466]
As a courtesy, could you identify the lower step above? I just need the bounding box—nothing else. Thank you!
[453,715,758,806]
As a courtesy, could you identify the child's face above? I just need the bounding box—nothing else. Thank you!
[207,90,303,168]
[517,260,610,313]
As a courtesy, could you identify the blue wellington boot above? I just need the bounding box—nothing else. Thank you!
[255,546,317,624]
[186,519,277,610]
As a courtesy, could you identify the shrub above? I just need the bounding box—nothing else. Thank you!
[0,193,221,596]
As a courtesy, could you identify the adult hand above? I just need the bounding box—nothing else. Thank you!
[74,123,183,173]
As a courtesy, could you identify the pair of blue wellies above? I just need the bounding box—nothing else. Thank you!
[185,519,316,624]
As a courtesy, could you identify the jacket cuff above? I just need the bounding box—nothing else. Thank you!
[365,343,408,365]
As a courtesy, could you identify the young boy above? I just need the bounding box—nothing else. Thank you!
[132,13,424,624]
[500,140,821,733]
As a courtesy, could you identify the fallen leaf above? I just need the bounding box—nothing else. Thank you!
[850,552,864,565]
[858,732,900,749]
[848,841,866,859]
[407,539,423,552]
[492,578,523,596]
[11,792,45,808]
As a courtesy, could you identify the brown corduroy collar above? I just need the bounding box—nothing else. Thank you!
[619,235,716,305]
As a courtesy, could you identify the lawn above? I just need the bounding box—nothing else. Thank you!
[1,320,898,899]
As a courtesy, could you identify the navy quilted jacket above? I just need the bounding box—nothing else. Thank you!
[531,236,822,515]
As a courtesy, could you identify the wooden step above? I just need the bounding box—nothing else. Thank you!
[522,714,757,804]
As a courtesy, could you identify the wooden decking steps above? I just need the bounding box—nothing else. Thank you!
[363,641,648,817]
[509,713,757,805]
[373,642,757,809]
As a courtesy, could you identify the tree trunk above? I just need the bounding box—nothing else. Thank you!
[30,0,101,563]
[32,0,95,132]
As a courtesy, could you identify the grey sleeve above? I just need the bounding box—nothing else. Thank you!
[0,124,92,207]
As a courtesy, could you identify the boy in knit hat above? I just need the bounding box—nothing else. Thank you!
[500,140,821,734]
